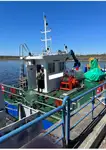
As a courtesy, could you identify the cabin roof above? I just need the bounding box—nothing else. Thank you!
[23,53,69,60]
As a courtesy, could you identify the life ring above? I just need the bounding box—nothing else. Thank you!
[55,100,62,107]
[0,85,4,94]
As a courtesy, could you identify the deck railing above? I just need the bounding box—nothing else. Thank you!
[0,83,30,105]
[0,82,106,147]
[66,81,106,145]
[0,83,63,120]
[0,96,68,148]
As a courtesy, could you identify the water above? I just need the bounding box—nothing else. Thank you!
[0,60,106,85]
[0,60,20,85]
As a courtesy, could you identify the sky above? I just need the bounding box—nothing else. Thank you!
[0,1,106,55]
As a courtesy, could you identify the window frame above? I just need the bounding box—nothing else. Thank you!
[59,62,64,72]
[48,62,55,74]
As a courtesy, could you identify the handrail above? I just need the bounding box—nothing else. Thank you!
[3,90,61,120]
[70,81,106,103]
[66,81,106,145]
[70,90,104,117]
[70,97,105,131]
[1,83,24,93]
[35,91,63,101]
[3,90,31,105]
[2,83,63,102]
[0,96,69,147]
[1,83,66,121]
[1,83,64,112]
[1,81,106,147]
[0,106,63,142]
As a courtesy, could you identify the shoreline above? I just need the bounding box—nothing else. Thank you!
[0,55,106,62]
[0,56,19,60]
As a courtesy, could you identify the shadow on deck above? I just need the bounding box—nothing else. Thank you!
[67,107,106,148]
[22,100,106,148]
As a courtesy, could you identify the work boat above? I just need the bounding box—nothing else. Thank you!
[0,15,106,148]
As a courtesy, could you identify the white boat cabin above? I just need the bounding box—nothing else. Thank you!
[25,53,69,93]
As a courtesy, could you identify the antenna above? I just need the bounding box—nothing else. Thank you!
[41,14,52,54]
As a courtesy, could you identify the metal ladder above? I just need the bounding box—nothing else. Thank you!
[19,43,31,89]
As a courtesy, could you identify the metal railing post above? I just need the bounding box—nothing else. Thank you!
[105,93,106,106]
[92,90,95,120]
[103,83,106,106]
[66,97,70,146]
[62,104,66,147]
[18,103,21,120]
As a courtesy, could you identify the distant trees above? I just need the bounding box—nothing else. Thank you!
[0,56,19,60]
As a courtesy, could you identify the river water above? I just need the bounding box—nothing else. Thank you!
[0,61,20,85]
[0,60,106,85]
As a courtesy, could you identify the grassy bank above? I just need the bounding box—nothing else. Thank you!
[0,56,20,60]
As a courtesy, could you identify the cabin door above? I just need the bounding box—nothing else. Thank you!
[37,64,41,73]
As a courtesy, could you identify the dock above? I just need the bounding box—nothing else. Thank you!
[23,98,106,148]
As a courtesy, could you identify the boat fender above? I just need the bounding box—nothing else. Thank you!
[9,88,16,98]
[0,85,4,94]
[10,88,16,94]
[96,87,102,95]
[55,100,62,107]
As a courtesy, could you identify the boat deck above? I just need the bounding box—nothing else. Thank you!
[2,79,101,124]
[26,79,99,113]
[6,113,17,126]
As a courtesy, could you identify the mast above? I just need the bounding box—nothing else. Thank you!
[41,14,52,54]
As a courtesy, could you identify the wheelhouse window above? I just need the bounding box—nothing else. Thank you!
[59,62,64,72]
[48,63,55,73]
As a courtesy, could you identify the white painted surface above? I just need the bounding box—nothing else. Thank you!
[20,104,39,117]
[25,53,69,61]
[27,65,36,90]
[26,55,43,60]
[49,72,63,80]
[46,60,65,93]
[44,64,48,93]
